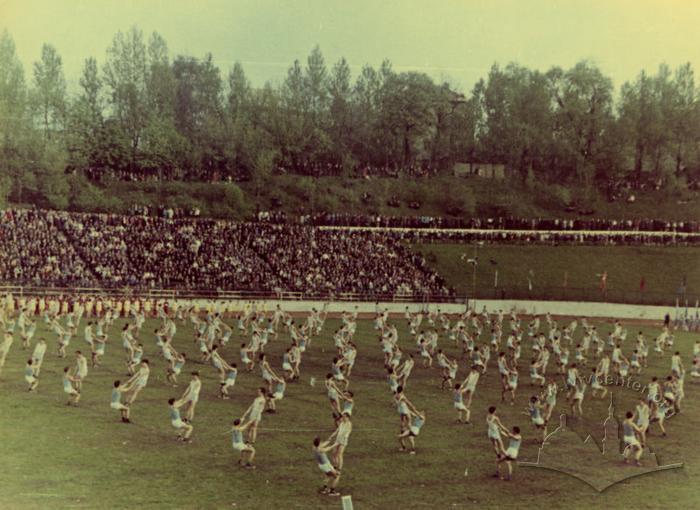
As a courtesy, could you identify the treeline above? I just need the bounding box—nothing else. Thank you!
[1,26,699,209]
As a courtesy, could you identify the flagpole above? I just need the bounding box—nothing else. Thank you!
[471,243,478,310]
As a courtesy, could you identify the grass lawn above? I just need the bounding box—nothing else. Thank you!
[0,314,698,509]
[414,244,700,304]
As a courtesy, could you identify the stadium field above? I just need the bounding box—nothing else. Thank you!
[0,314,697,509]
[414,244,700,302]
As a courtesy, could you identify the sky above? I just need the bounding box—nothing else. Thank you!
[1,0,700,93]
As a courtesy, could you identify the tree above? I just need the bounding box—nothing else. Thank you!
[351,64,381,166]
[667,64,699,177]
[305,45,328,119]
[547,61,614,187]
[31,43,66,139]
[378,71,436,167]
[146,32,175,119]
[279,59,310,171]
[67,57,106,175]
[226,62,256,176]
[328,57,353,165]
[172,54,226,178]
[142,32,180,178]
[228,61,250,122]
[618,70,657,183]
[617,64,700,186]
[0,30,34,203]
[103,26,149,173]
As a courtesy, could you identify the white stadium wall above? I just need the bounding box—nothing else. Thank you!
[186,298,674,322]
[470,300,673,321]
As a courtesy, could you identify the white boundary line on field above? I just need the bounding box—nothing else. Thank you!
[257,427,384,432]
[17,493,67,498]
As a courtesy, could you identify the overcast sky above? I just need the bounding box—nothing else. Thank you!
[2,0,699,92]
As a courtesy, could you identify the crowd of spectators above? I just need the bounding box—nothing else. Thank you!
[0,209,450,297]
[0,210,95,287]
[129,204,201,219]
[386,229,700,246]
[83,167,242,183]
[87,162,441,182]
[272,162,441,179]
[55,213,272,291]
[1,208,697,294]
[258,211,700,233]
[250,225,449,296]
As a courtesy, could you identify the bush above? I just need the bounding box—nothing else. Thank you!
[533,183,573,210]
[0,174,11,209]
[68,175,120,213]
[441,187,476,216]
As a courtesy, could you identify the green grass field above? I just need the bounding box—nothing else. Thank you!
[0,315,698,509]
[415,244,700,304]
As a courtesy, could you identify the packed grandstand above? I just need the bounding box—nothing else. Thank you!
[0,209,450,295]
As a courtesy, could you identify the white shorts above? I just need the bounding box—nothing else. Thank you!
[532,417,545,426]
[232,442,248,452]
[409,426,421,436]
[505,447,519,460]
[172,419,186,429]
[282,362,292,371]
[318,462,335,474]
[25,375,36,384]
[454,402,468,411]
[273,392,284,400]
[64,388,78,396]
[111,402,128,411]
[624,435,640,448]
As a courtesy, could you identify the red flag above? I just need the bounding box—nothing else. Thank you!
[599,271,607,292]
[640,277,646,292]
